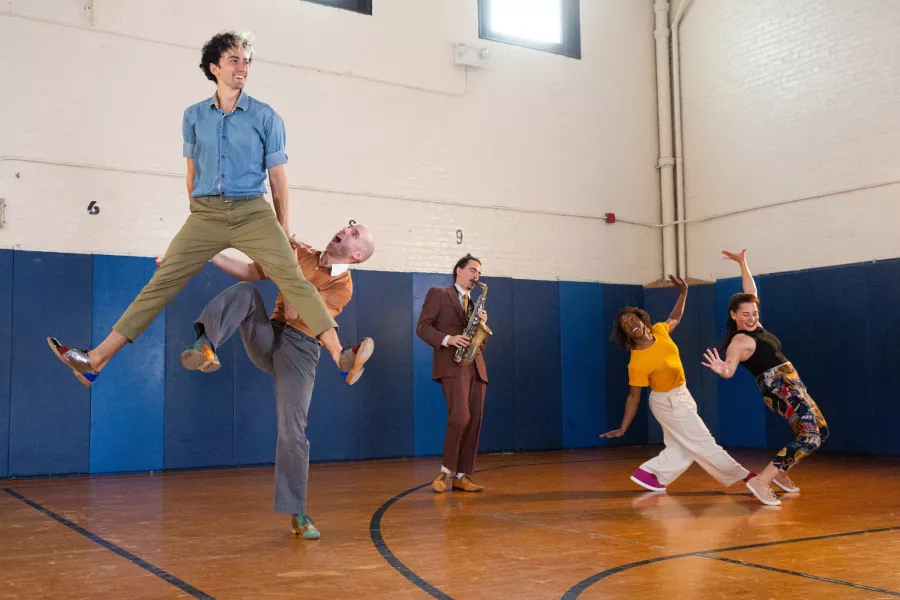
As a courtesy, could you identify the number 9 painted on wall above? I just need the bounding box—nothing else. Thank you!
[456,230,463,244]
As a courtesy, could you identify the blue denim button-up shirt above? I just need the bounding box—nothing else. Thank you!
[182,92,288,198]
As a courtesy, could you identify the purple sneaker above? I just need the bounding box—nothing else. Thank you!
[630,468,666,492]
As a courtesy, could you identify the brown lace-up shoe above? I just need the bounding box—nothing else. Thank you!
[452,475,484,493]
[432,471,452,493]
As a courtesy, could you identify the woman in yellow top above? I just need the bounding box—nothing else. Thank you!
[602,276,755,497]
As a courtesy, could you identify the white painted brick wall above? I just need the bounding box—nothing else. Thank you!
[680,0,900,280]
[0,0,663,284]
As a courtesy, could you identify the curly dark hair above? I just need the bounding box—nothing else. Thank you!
[609,306,652,350]
[200,31,253,83]
[452,254,481,281]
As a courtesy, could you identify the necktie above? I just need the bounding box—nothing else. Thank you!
[463,294,471,317]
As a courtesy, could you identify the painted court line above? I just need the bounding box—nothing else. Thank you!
[699,554,900,596]
[4,488,215,600]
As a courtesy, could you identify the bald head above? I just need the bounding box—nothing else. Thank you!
[353,224,375,263]
[324,223,375,265]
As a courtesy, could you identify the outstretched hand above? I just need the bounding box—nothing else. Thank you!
[289,235,315,254]
[721,249,747,264]
[701,347,728,376]
[668,274,688,293]
[600,428,626,439]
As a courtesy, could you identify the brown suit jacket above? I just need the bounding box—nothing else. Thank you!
[416,286,488,383]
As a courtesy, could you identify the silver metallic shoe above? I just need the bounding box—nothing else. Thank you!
[47,337,99,387]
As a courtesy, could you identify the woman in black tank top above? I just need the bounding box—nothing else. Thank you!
[702,250,829,507]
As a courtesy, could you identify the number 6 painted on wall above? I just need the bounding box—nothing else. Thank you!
[87,201,100,215]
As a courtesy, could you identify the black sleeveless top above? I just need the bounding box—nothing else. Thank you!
[736,327,789,377]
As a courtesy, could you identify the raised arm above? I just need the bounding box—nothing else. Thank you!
[665,275,688,333]
[702,335,755,379]
[210,253,263,282]
[722,249,757,297]
[600,386,643,438]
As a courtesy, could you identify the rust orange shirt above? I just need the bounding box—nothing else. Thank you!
[252,246,353,339]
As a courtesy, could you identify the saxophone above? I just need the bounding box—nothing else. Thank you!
[454,281,493,366]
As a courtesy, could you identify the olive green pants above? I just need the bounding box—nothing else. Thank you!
[113,196,336,341]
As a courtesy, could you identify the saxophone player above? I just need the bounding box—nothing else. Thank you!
[416,254,489,493]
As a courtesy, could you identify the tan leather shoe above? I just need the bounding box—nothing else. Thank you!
[432,471,451,493]
[746,476,781,506]
[773,472,800,493]
[452,475,484,493]
[341,338,374,385]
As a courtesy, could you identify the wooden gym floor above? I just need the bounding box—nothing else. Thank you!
[1,446,899,599]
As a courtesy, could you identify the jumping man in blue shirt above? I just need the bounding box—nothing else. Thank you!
[49,31,371,387]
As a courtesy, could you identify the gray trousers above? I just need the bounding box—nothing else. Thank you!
[196,282,319,515]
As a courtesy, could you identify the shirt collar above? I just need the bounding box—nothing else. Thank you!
[454,284,470,297]
[314,251,349,276]
[209,91,250,111]
[236,91,250,110]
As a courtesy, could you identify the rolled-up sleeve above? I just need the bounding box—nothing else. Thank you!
[182,107,196,159]
[263,112,288,169]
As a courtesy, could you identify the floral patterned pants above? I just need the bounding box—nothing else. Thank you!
[757,363,829,472]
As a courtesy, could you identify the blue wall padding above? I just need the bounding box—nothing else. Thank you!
[411,273,452,457]
[9,251,92,476]
[714,277,767,449]
[756,270,816,453]
[164,264,236,469]
[476,276,517,453]
[0,250,12,478]
[5,248,900,480]
[864,259,900,455]
[354,271,414,459]
[231,278,279,466]
[601,284,648,447]
[90,255,165,474]
[696,284,721,439]
[560,282,606,448]
[307,278,361,462]
[802,265,871,454]
[512,279,562,450]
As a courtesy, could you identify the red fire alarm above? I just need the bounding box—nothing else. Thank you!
[605,213,616,223]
